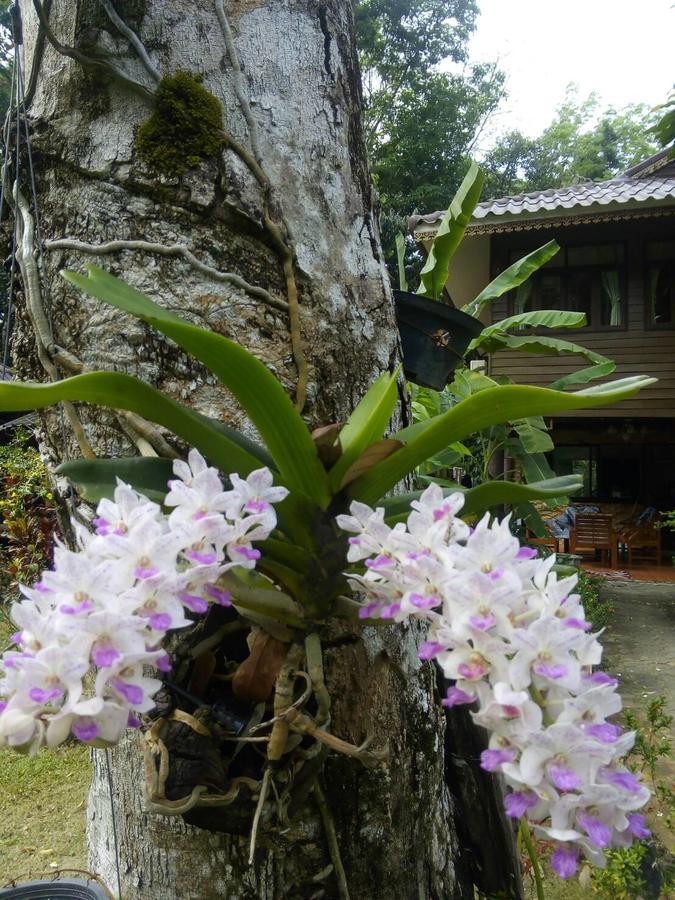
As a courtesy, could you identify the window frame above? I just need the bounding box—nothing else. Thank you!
[644,240,675,331]
[506,241,628,332]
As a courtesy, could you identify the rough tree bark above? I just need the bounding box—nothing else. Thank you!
[11,2,521,897]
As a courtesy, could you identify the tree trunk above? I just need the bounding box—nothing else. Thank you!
[12,2,520,897]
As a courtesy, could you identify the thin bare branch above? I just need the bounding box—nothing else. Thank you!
[100,0,161,84]
[45,238,288,312]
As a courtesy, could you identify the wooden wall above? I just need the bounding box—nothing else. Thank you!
[487,216,675,418]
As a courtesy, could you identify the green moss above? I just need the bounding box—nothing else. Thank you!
[135,70,224,177]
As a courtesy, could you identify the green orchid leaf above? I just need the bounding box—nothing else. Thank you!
[417,162,484,301]
[56,456,175,503]
[62,266,329,507]
[471,309,587,350]
[381,475,583,525]
[462,241,560,318]
[0,372,268,480]
[395,232,408,292]
[328,369,399,491]
[348,376,656,504]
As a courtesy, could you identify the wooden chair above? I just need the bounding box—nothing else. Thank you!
[624,522,662,566]
[569,514,618,568]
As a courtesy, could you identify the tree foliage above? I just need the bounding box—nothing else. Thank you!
[483,87,660,198]
[355,0,505,215]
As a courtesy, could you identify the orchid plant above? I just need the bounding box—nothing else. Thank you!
[0,267,657,889]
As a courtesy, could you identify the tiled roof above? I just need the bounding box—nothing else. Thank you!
[410,151,675,235]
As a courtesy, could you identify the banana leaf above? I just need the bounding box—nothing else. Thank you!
[417,163,484,301]
[462,240,560,318]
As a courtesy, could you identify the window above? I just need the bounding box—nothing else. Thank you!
[645,240,675,328]
[507,243,626,329]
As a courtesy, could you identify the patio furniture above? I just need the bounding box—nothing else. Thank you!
[623,521,662,566]
[569,513,618,568]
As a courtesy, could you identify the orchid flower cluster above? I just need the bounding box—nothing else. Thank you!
[336,485,651,879]
[0,450,287,752]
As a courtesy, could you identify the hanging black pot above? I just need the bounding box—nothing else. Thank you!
[394,291,483,391]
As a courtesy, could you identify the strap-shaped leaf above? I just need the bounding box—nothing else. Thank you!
[348,376,656,503]
[62,266,329,506]
[462,240,560,318]
[328,369,399,490]
[381,475,583,525]
[511,418,554,454]
[549,361,616,390]
[471,309,587,350]
[417,162,484,301]
[474,332,615,370]
[56,457,175,503]
[0,372,267,479]
[395,232,408,292]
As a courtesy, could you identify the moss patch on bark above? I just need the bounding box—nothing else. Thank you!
[135,71,224,177]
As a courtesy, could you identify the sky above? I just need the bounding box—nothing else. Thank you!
[468,0,674,141]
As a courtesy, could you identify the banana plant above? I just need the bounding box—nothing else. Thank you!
[0,266,656,618]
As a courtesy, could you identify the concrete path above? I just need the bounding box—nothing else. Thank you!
[600,580,675,717]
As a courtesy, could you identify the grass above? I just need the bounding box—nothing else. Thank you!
[0,615,91,885]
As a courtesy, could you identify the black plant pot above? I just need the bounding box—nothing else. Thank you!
[0,879,111,899]
[394,291,483,391]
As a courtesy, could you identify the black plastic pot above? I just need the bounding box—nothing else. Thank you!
[394,291,483,391]
[0,879,111,899]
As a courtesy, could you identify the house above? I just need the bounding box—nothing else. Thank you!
[410,149,675,524]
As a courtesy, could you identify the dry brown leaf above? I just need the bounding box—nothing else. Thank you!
[232,631,287,703]
[311,423,342,468]
[339,438,403,488]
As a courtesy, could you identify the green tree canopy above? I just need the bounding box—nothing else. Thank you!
[355,0,505,215]
[483,87,661,198]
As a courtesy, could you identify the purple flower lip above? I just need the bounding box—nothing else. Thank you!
[379,603,401,619]
[442,687,474,708]
[233,547,259,562]
[547,763,580,792]
[111,678,144,706]
[418,641,444,661]
[458,661,488,680]
[186,549,219,565]
[127,712,142,729]
[480,747,515,771]
[148,612,172,631]
[601,769,641,793]
[178,591,209,614]
[10,631,22,645]
[72,719,99,742]
[410,593,438,609]
[488,566,505,581]
[0,701,7,714]
[551,845,578,879]
[348,537,360,545]
[576,811,611,848]
[134,565,160,580]
[59,599,94,616]
[358,602,379,620]
[155,654,172,673]
[204,584,231,607]
[92,646,120,668]
[516,546,538,560]
[584,671,618,687]
[33,582,52,593]
[504,789,538,818]
[469,613,496,631]
[245,499,270,513]
[365,554,390,569]
[433,504,450,522]
[28,686,62,703]
[583,723,622,743]
[532,662,567,680]
[563,617,592,631]
[626,813,651,839]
